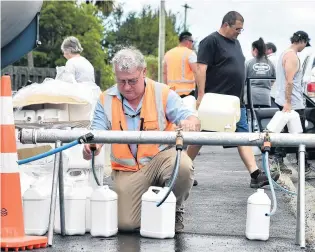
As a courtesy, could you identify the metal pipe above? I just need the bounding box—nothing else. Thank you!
[47,140,61,246]
[20,129,315,147]
[246,78,255,132]
[298,144,306,248]
[295,163,301,245]
[246,77,276,132]
[58,143,66,236]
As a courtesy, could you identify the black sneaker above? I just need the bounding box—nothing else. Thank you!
[250,171,280,188]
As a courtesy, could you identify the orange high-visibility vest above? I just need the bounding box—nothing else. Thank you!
[164,46,196,96]
[99,78,174,172]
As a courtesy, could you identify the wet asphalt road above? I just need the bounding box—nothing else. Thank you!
[36,146,306,252]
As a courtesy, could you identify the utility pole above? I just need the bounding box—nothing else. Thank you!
[158,0,165,83]
[182,3,192,31]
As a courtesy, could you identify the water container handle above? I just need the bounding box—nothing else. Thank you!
[66,169,88,181]
[149,186,162,194]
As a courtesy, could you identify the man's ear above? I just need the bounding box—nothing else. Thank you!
[222,22,229,28]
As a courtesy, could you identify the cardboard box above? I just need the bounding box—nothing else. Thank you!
[17,145,52,160]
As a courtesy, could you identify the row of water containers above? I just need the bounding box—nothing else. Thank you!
[23,173,176,239]
[15,108,69,123]
[23,173,117,237]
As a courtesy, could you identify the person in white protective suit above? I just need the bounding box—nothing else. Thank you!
[60,36,95,83]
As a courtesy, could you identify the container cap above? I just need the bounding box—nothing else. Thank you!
[247,188,271,205]
[141,186,176,203]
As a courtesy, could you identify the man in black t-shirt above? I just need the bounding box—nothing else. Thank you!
[187,11,280,188]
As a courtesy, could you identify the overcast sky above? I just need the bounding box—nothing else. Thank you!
[117,0,315,60]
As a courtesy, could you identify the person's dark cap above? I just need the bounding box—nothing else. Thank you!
[266,42,277,53]
[293,31,311,47]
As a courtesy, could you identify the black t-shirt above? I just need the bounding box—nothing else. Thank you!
[197,32,245,101]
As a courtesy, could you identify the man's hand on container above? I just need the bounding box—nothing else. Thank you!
[282,102,292,112]
[83,144,103,160]
[179,116,201,132]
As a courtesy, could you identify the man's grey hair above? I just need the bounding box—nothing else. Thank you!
[112,47,147,72]
[61,36,83,54]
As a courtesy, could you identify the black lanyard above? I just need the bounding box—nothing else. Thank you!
[120,95,144,131]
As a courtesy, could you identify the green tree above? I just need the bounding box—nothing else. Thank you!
[94,0,115,17]
[145,55,158,80]
[104,5,180,60]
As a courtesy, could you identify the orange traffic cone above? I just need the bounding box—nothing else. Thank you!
[1,75,48,251]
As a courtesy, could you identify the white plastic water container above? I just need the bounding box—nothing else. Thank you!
[20,171,36,198]
[62,169,94,233]
[267,110,303,133]
[287,111,303,133]
[85,186,94,233]
[54,184,87,235]
[90,185,118,237]
[23,182,51,235]
[198,93,240,132]
[14,109,36,123]
[36,108,69,123]
[65,144,106,188]
[140,186,176,239]
[246,189,271,241]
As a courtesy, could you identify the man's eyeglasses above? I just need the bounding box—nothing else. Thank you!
[116,71,142,86]
[230,26,244,33]
[235,28,244,32]
[117,78,139,86]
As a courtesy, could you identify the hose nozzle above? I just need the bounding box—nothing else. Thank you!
[261,131,271,153]
[78,133,94,144]
[175,128,184,151]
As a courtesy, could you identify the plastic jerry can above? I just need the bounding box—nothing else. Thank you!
[90,185,118,237]
[267,110,303,133]
[14,109,36,123]
[54,184,87,235]
[287,111,303,133]
[140,186,176,239]
[20,171,36,200]
[246,189,271,241]
[62,170,93,233]
[23,184,51,235]
[85,186,94,233]
[198,93,240,132]
[266,111,288,133]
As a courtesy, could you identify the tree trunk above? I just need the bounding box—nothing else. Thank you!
[27,51,34,67]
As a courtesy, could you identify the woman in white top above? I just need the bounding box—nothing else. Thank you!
[61,36,95,83]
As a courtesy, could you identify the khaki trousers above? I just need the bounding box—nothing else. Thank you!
[111,148,194,231]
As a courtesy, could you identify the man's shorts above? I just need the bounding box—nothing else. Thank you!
[235,106,249,133]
